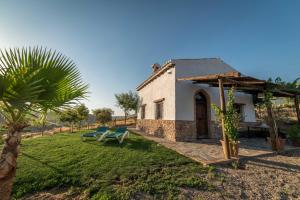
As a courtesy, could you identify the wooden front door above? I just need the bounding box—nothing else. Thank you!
[195,92,208,138]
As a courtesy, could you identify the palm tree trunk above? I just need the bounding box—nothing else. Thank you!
[0,126,22,200]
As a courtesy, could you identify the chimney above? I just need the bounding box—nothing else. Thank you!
[152,63,160,73]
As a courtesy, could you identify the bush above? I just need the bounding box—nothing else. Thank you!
[287,125,300,142]
[212,87,240,142]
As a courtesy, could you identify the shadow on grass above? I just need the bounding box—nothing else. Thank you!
[21,152,66,175]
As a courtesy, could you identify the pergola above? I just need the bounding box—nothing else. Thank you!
[178,71,300,159]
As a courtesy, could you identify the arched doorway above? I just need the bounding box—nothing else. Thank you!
[195,91,208,138]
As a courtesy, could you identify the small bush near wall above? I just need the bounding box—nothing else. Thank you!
[287,125,300,146]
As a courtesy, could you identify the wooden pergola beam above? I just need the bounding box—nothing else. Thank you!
[223,77,266,87]
[271,89,294,97]
[207,84,265,91]
[177,71,241,82]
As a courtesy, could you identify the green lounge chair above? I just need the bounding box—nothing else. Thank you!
[81,127,109,141]
[97,127,129,144]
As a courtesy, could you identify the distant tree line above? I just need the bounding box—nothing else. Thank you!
[59,104,89,132]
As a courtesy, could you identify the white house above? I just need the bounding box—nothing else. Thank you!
[136,58,257,142]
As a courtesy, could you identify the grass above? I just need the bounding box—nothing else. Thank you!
[12,131,214,199]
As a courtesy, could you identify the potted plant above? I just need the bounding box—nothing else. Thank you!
[287,124,300,147]
[212,87,241,158]
[260,85,287,151]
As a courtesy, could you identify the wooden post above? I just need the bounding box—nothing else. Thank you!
[264,92,278,151]
[218,78,230,159]
[295,95,300,125]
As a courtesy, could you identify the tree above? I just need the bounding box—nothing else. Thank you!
[0,47,88,199]
[59,104,89,131]
[260,77,300,150]
[274,77,300,124]
[76,104,89,129]
[93,108,114,125]
[115,91,139,125]
[59,108,80,132]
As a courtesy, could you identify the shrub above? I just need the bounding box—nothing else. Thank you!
[212,87,240,142]
[287,125,300,142]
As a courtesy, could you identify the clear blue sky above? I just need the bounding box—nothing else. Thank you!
[0,0,299,115]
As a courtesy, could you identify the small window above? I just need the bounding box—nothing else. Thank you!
[155,101,164,120]
[233,103,244,121]
[141,105,146,119]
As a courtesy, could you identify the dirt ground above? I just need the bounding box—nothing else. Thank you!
[197,150,300,200]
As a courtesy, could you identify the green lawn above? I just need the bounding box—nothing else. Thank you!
[12,131,215,199]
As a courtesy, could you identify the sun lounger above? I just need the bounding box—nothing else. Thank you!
[97,127,129,144]
[81,127,109,141]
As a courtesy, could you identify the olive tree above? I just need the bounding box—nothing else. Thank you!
[115,91,139,125]
[93,108,114,125]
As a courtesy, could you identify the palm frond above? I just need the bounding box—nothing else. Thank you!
[0,47,88,123]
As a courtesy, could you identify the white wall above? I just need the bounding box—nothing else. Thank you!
[234,92,256,122]
[174,58,256,122]
[137,67,176,120]
[137,58,257,123]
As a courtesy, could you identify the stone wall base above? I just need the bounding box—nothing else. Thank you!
[136,119,176,141]
[175,120,196,141]
[137,119,221,141]
[210,120,222,139]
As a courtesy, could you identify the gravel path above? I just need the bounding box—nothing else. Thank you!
[197,150,300,200]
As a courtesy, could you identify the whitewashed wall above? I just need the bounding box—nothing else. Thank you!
[137,58,257,122]
[174,59,256,122]
[137,67,176,120]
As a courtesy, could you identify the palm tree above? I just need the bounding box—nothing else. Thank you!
[0,47,88,199]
